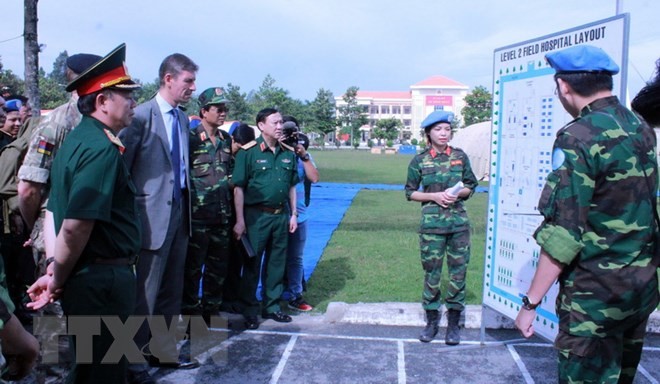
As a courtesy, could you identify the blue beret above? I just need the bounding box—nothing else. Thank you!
[3,99,22,112]
[66,53,103,74]
[421,110,454,129]
[545,45,619,75]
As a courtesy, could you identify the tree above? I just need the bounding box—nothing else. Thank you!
[133,78,159,105]
[225,83,252,123]
[308,88,336,145]
[336,86,367,147]
[0,59,25,96]
[49,51,69,88]
[462,85,492,127]
[39,68,67,109]
[372,118,402,145]
[24,0,40,111]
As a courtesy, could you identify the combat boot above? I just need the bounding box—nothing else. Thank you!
[419,310,440,343]
[445,309,462,345]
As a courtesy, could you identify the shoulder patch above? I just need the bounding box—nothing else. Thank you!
[241,140,257,150]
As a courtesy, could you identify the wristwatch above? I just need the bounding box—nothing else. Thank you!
[300,153,310,162]
[521,295,540,310]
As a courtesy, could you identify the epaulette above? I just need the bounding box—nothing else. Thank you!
[241,140,257,150]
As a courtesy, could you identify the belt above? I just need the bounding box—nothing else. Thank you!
[249,205,285,215]
[91,257,135,266]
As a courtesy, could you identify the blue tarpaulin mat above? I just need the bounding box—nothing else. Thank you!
[219,182,489,298]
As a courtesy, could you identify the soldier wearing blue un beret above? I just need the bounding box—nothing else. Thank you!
[405,108,478,345]
[515,45,659,383]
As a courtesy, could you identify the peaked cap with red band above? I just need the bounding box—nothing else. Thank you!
[66,43,140,96]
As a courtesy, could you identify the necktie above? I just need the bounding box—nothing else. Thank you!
[170,108,182,202]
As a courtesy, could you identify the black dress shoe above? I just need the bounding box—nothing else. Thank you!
[244,315,259,330]
[148,355,200,370]
[262,311,292,323]
[128,369,156,384]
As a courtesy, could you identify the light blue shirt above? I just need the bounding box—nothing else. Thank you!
[295,154,316,223]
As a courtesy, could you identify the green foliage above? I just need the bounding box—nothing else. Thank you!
[0,57,25,96]
[462,85,492,127]
[411,138,418,146]
[133,78,159,105]
[336,86,368,146]
[308,88,336,140]
[386,139,394,148]
[373,117,402,143]
[225,83,252,123]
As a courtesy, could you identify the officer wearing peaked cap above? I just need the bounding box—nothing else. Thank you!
[27,43,143,384]
[17,50,104,384]
[405,108,477,345]
[515,45,659,383]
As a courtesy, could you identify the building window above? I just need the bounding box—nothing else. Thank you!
[403,119,411,126]
[403,106,411,114]
[370,106,378,114]
[361,105,369,113]
[381,106,390,114]
[392,106,401,114]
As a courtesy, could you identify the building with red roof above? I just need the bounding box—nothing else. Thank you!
[335,75,469,144]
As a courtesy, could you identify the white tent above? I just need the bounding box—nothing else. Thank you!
[450,121,492,181]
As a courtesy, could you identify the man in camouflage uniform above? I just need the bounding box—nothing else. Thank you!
[182,87,234,322]
[18,53,101,275]
[515,45,659,383]
[405,110,478,345]
[16,53,101,384]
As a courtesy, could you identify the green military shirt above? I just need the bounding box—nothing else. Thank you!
[534,96,659,338]
[48,116,141,264]
[189,125,234,225]
[232,136,299,208]
[405,145,478,234]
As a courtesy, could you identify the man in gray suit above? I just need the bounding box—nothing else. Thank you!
[120,53,199,384]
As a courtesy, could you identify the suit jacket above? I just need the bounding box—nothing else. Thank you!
[119,97,191,250]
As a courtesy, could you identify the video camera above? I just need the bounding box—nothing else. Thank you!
[281,121,299,148]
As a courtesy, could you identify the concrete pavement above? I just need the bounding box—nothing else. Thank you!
[151,304,660,384]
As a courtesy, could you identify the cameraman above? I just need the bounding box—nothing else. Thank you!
[281,116,319,311]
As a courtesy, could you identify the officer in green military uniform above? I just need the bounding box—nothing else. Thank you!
[26,43,142,384]
[405,111,478,345]
[182,87,233,322]
[515,45,659,383]
[232,108,299,330]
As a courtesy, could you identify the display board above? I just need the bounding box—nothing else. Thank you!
[482,14,629,341]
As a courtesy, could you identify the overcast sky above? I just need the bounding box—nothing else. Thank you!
[1,0,658,102]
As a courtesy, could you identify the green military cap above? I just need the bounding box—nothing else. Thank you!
[198,87,229,107]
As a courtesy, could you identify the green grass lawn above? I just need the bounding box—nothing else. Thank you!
[304,150,487,311]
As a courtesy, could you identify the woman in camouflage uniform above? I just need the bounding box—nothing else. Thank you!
[405,110,478,345]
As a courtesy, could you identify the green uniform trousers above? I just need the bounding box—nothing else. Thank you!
[182,223,231,315]
[419,230,470,311]
[60,264,136,384]
[239,207,289,317]
[556,317,649,384]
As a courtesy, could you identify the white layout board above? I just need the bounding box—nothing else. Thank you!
[483,14,629,341]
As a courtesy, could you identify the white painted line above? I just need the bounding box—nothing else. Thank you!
[397,340,407,384]
[637,364,659,384]
[506,344,535,384]
[270,335,298,384]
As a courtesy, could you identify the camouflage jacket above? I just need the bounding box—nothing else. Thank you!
[18,96,81,188]
[534,96,659,338]
[405,145,478,234]
[189,125,234,225]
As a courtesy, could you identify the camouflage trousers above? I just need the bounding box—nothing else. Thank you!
[182,223,231,315]
[556,316,649,384]
[419,230,470,311]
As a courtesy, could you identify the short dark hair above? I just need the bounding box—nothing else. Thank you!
[631,58,660,127]
[256,108,280,126]
[77,89,114,115]
[231,123,256,145]
[6,94,28,104]
[158,53,198,86]
[282,115,299,127]
[554,72,613,97]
